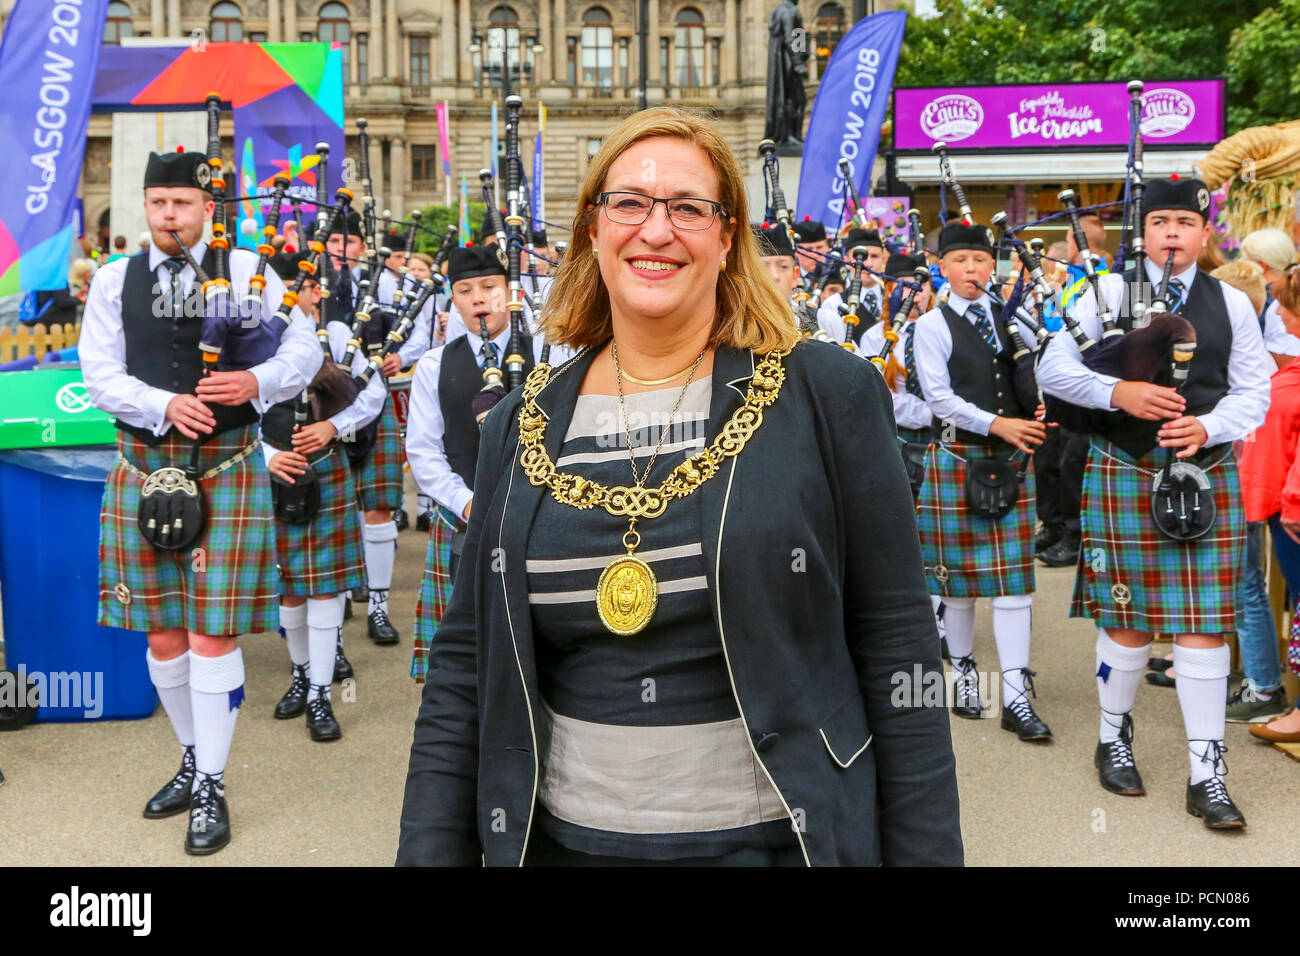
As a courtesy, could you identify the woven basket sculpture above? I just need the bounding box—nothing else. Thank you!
[1198,120,1300,240]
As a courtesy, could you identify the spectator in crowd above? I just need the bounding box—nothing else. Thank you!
[1241,228,1300,366]
[138,232,152,253]
[1238,264,1300,741]
[105,235,128,263]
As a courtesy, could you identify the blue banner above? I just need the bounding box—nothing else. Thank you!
[796,9,906,233]
[0,0,108,294]
[532,130,543,233]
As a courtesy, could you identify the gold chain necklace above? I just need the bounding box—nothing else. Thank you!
[518,343,793,636]
[613,340,707,488]
[618,360,699,387]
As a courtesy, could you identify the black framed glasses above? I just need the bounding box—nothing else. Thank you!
[597,191,727,231]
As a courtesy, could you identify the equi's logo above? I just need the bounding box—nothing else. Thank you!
[919,94,983,142]
[1140,88,1196,138]
[49,886,152,936]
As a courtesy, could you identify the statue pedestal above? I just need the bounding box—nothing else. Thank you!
[745,150,803,223]
[775,142,804,158]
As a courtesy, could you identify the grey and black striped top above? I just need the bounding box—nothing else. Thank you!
[527,376,796,860]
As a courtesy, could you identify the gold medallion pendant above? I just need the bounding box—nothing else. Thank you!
[596,555,658,636]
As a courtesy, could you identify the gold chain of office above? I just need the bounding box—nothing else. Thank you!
[517,345,793,519]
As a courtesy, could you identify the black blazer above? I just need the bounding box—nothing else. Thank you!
[397,339,963,866]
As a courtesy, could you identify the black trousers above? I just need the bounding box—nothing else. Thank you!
[1034,425,1087,535]
[524,825,805,867]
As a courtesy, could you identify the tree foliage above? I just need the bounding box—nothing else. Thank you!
[888,0,1293,133]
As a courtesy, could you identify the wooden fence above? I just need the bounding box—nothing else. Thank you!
[0,323,81,364]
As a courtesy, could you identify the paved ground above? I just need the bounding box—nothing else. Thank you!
[2,485,1298,865]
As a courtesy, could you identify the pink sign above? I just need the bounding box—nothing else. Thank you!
[894,80,1224,151]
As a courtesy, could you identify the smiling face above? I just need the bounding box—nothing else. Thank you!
[1144,209,1210,274]
[939,249,996,301]
[142,187,214,254]
[451,274,509,339]
[588,136,735,331]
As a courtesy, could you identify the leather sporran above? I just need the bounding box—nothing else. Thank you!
[137,465,207,551]
[1150,462,1217,541]
[271,463,322,525]
[901,442,929,499]
[964,455,1025,519]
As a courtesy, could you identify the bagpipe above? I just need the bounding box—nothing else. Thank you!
[870,264,932,371]
[759,138,829,339]
[837,243,871,352]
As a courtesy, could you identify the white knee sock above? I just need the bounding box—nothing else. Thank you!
[1174,643,1231,785]
[280,603,308,668]
[146,649,194,748]
[363,520,398,612]
[1095,629,1151,744]
[931,595,946,642]
[189,648,245,782]
[992,595,1033,705]
[306,597,343,701]
[943,597,976,663]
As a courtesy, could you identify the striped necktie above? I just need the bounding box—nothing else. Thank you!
[967,302,998,352]
[160,257,186,321]
[1166,277,1186,314]
[903,321,923,398]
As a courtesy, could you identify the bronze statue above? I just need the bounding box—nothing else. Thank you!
[765,0,810,146]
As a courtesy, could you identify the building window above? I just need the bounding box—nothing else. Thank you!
[104,1,133,44]
[567,36,577,87]
[674,8,704,88]
[409,35,430,87]
[485,5,522,88]
[356,33,368,83]
[659,36,668,82]
[814,3,845,72]
[581,8,612,88]
[300,31,313,42]
[210,1,242,42]
[251,31,267,42]
[411,145,438,182]
[710,37,720,86]
[319,2,350,81]
[619,37,629,88]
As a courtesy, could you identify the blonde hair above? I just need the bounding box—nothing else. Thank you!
[69,258,95,287]
[539,107,800,354]
[1211,260,1266,315]
[1241,228,1297,275]
[409,252,434,269]
[1274,266,1300,317]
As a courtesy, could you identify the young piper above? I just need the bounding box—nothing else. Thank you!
[818,227,886,348]
[262,259,385,740]
[405,245,534,681]
[753,222,801,308]
[1037,177,1271,827]
[912,221,1052,742]
[792,215,830,284]
[321,212,405,646]
[81,150,323,854]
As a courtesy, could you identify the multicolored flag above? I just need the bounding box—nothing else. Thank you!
[459,174,470,245]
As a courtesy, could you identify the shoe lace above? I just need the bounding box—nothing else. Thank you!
[171,745,196,790]
[307,686,332,720]
[190,771,223,823]
[1100,711,1136,768]
[287,664,309,695]
[370,604,390,626]
[1190,738,1230,781]
[952,655,979,698]
[1203,773,1232,806]
[1004,667,1038,719]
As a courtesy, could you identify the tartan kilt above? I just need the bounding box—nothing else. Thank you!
[98,423,278,636]
[916,441,1036,598]
[411,505,462,683]
[1070,438,1244,634]
[272,447,367,598]
[352,396,404,512]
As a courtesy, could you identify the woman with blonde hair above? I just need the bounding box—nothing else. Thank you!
[1242,228,1300,363]
[398,107,961,867]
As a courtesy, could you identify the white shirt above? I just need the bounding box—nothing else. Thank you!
[81,243,323,438]
[1262,299,1300,357]
[816,283,883,352]
[912,290,1038,437]
[376,269,437,369]
[1036,259,1272,448]
[405,325,515,519]
[443,275,575,366]
[260,320,386,467]
[860,319,933,430]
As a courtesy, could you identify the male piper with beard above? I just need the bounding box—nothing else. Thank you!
[912,221,1053,743]
[817,227,886,348]
[260,255,386,741]
[1037,177,1271,827]
[404,245,535,682]
[80,149,323,854]
[321,211,404,646]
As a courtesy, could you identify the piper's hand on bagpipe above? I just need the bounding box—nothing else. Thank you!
[1111,381,1186,421]
[1033,403,1060,428]
[989,415,1047,453]
[268,450,309,481]
[281,219,299,250]
[382,353,403,378]
[1157,415,1207,458]
[165,394,216,439]
[291,420,337,455]
[195,369,259,405]
[436,311,449,340]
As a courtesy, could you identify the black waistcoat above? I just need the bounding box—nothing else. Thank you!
[437,334,534,489]
[939,302,1027,444]
[323,268,395,354]
[1097,269,1232,459]
[119,250,258,445]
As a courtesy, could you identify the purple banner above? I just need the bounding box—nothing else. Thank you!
[894,80,1224,151]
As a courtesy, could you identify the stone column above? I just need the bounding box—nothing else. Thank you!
[166,0,179,36]
[285,0,297,42]
[441,0,457,82]
[390,136,406,219]
[552,0,565,83]
[537,0,551,84]
[387,0,400,86]
[723,0,735,83]
[647,0,660,82]
[150,0,164,38]
[369,0,384,80]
